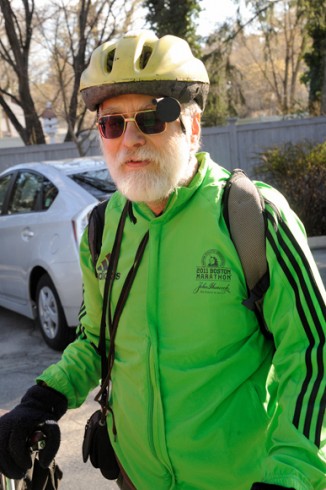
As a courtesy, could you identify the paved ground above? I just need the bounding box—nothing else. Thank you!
[0,248,325,489]
[0,308,117,490]
[310,247,326,286]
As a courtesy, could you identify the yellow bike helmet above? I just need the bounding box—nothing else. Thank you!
[80,30,210,111]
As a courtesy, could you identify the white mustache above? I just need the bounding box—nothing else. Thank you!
[120,149,159,166]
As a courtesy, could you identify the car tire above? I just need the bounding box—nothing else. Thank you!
[36,274,75,351]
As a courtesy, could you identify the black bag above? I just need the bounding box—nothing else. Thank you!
[82,409,119,480]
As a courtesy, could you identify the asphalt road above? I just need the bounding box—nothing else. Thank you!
[0,248,325,489]
[0,307,118,489]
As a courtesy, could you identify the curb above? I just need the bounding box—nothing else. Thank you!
[308,236,326,250]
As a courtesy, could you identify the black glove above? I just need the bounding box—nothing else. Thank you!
[251,484,295,490]
[0,384,67,479]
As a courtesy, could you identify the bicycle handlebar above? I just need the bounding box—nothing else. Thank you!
[28,430,46,452]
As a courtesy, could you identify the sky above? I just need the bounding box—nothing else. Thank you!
[18,0,244,38]
[197,0,239,36]
[132,0,247,38]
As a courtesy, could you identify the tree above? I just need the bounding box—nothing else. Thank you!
[299,0,326,115]
[202,23,246,126]
[232,0,326,116]
[0,0,143,148]
[0,0,46,144]
[35,0,118,148]
[143,0,202,57]
[34,0,143,149]
[232,0,309,115]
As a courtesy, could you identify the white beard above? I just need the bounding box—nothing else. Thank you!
[104,132,197,204]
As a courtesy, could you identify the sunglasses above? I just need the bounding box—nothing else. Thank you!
[97,109,167,139]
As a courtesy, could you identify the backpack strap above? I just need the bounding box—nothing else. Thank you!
[223,169,272,339]
[88,199,109,277]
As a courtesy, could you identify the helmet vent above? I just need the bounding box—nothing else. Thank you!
[107,49,116,73]
[139,46,152,69]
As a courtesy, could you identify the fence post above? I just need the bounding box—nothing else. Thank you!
[227,117,239,167]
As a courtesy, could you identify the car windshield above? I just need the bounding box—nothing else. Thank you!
[69,168,116,200]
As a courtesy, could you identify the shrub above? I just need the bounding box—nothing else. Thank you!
[253,141,326,237]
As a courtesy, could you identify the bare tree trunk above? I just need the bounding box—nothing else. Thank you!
[0,0,46,144]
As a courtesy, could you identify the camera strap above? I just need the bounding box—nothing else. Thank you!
[94,200,149,435]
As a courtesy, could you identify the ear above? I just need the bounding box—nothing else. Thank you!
[192,112,201,136]
[190,112,201,149]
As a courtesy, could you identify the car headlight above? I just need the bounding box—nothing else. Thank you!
[72,203,97,246]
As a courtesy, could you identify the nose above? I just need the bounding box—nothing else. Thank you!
[122,119,146,148]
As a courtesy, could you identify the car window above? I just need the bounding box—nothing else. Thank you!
[7,171,58,214]
[0,174,13,212]
[42,178,58,210]
[69,168,116,200]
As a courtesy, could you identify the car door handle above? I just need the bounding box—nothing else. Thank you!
[21,228,34,240]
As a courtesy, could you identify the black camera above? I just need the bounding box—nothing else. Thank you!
[82,409,119,480]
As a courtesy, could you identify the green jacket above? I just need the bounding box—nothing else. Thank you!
[38,153,326,490]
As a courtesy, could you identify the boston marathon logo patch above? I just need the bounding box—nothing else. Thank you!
[193,249,231,294]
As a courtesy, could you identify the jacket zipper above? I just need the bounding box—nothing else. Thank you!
[146,339,176,487]
[146,339,157,458]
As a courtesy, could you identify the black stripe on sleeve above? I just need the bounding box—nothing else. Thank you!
[78,301,86,321]
[315,386,326,447]
[266,210,325,447]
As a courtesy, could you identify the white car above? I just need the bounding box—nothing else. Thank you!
[0,156,115,350]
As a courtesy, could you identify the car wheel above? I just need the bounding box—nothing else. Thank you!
[36,274,75,351]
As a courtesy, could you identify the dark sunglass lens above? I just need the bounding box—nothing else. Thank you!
[136,111,166,134]
[99,115,124,139]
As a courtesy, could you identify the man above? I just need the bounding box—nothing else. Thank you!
[0,30,325,490]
